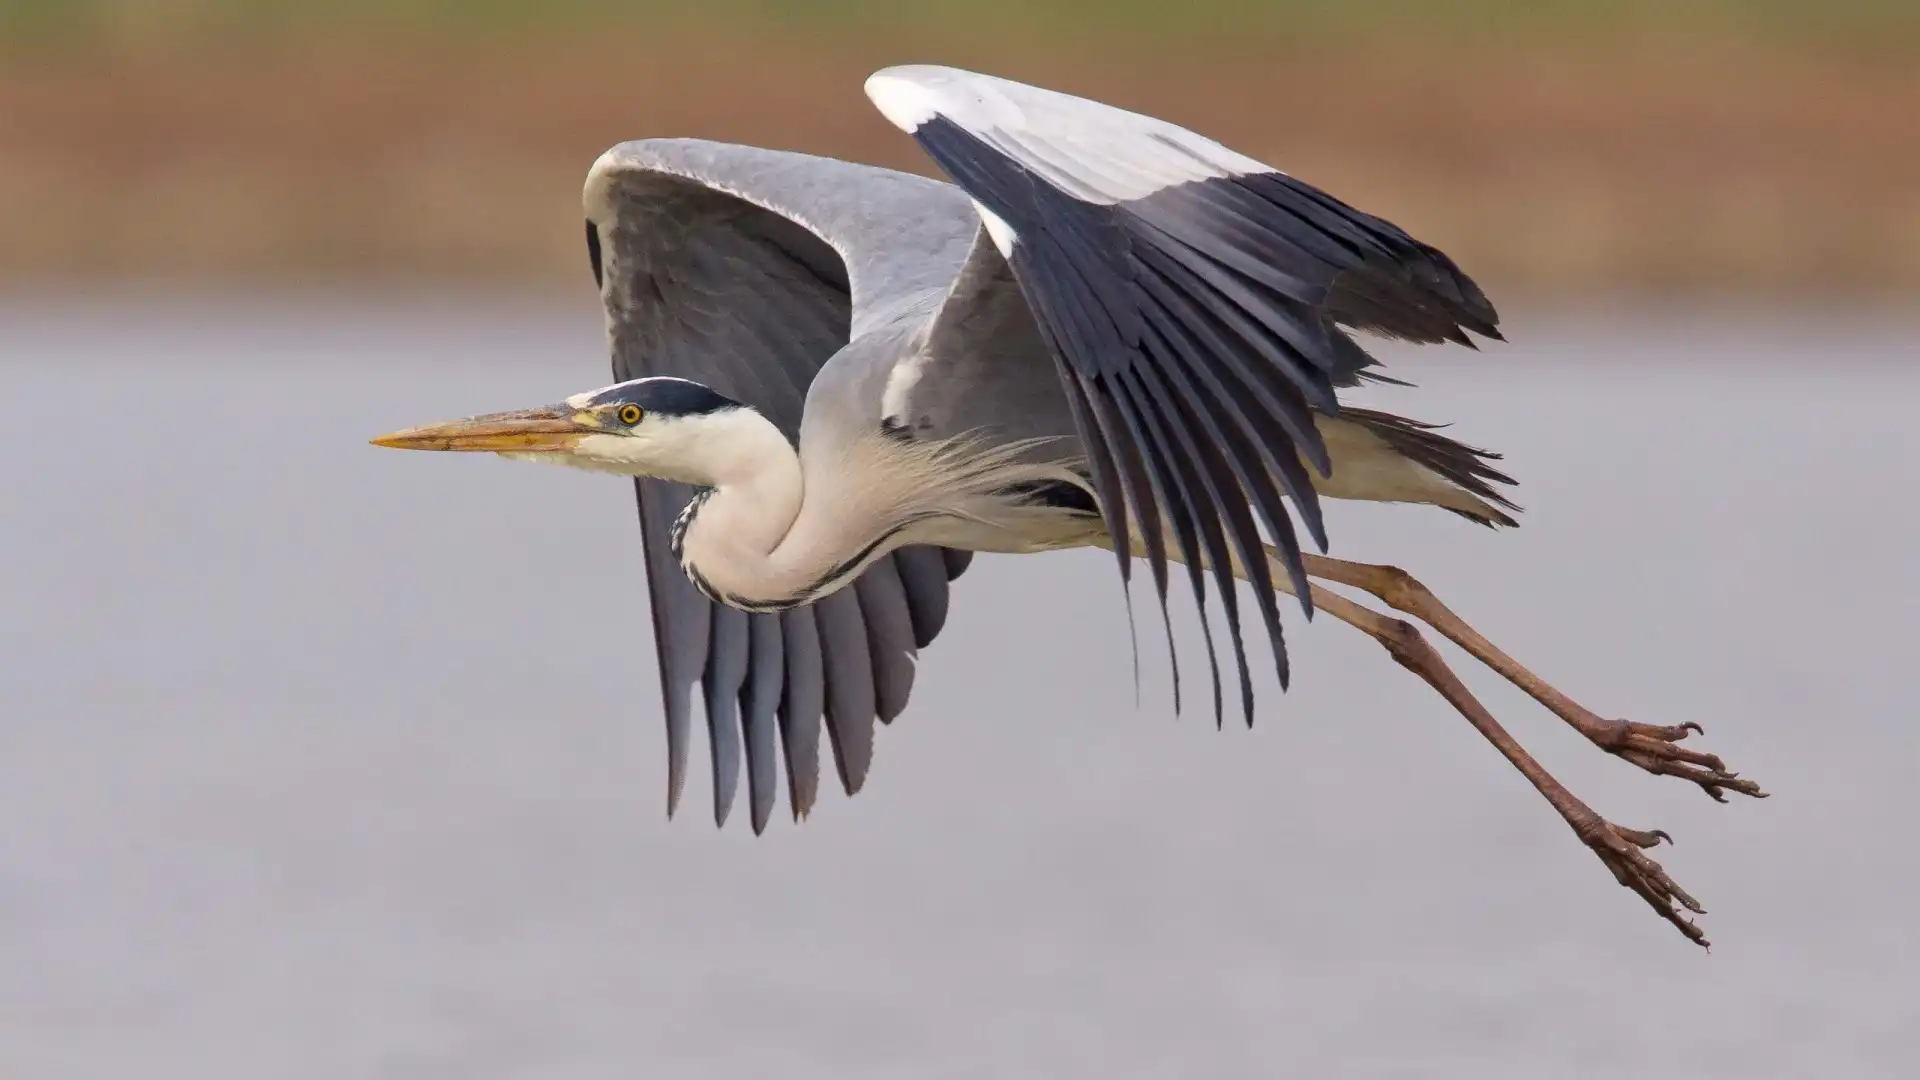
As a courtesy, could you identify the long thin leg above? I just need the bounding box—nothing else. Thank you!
[1301,553,1766,802]
[1295,580,1712,947]
[1117,534,1716,945]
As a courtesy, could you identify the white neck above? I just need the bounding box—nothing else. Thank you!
[671,420,819,609]
[582,409,880,611]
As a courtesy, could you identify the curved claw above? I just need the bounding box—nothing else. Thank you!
[1615,825,1672,848]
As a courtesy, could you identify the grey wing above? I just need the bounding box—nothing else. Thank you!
[584,138,981,832]
[868,66,1500,724]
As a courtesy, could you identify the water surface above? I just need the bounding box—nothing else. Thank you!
[2,302,1915,1077]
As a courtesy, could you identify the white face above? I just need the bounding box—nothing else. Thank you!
[515,400,781,488]
[371,377,779,486]
[513,429,691,476]
[485,408,699,479]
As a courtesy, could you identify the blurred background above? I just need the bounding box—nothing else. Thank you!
[4,4,1919,1079]
[3,0,1917,302]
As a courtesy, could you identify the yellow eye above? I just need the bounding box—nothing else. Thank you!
[617,404,643,426]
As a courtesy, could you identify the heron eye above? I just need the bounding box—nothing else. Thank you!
[617,404,643,426]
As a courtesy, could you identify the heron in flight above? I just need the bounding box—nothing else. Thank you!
[373,65,1763,946]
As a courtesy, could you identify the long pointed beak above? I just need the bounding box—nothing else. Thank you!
[370,406,599,453]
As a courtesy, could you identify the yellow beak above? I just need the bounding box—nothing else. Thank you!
[370,406,598,453]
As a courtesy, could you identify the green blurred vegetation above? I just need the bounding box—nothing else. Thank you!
[4,0,1916,49]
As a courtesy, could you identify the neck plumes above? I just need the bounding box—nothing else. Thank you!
[656,408,1088,613]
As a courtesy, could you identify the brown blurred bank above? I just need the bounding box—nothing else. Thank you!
[1,2,1916,305]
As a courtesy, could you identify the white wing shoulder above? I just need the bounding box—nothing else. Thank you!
[866,65,1270,209]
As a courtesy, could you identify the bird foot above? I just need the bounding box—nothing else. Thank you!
[1575,816,1710,948]
[1587,718,1767,803]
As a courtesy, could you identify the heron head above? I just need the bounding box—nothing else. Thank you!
[371,376,760,481]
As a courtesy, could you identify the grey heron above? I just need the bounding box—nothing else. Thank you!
[372,65,1764,947]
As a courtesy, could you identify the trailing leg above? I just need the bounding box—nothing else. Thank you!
[1300,553,1765,802]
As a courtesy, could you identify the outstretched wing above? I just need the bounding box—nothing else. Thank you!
[584,138,982,833]
[866,65,1500,723]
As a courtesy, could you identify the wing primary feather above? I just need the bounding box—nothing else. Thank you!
[1128,260,1330,557]
[1136,295,1316,616]
[1218,179,1365,276]
[1056,362,1142,696]
[1237,174,1390,261]
[777,607,825,820]
[1008,198,1320,656]
[702,606,750,828]
[1035,207,1148,351]
[740,612,785,835]
[1125,214,1343,386]
[1328,324,1412,388]
[1114,367,1231,724]
[1128,238,1332,476]
[1082,374,1179,711]
[1038,242,1131,363]
[1055,364,1131,572]
[633,480,708,819]
[893,547,954,649]
[1134,328,1289,708]
[1324,267,1462,344]
[851,561,919,724]
[942,547,976,579]
[1122,338,1266,709]
[1091,374,1189,716]
[1136,309,1305,687]
[1246,173,1501,340]
[1125,186,1334,304]
[813,589,877,795]
[1130,237,1329,472]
